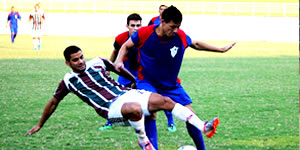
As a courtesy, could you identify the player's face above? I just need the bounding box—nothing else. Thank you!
[34,5,39,12]
[162,20,181,38]
[127,20,141,35]
[159,6,167,16]
[66,51,86,73]
[11,7,15,13]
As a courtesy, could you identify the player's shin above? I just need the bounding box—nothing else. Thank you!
[171,103,205,132]
[128,115,148,144]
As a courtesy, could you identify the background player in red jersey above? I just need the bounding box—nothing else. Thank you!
[25,45,219,150]
[99,13,142,130]
[148,5,167,26]
[116,5,235,150]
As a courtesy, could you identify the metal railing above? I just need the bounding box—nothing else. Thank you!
[1,0,298,17]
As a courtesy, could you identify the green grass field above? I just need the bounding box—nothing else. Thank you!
[0,34,298,149]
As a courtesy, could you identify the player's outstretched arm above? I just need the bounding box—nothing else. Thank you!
[115,38,135,72]
[190,40,236,53]
[25,96,61,136]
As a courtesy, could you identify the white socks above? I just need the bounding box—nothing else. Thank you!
[128,115,148,144]
[171,103,205,132]
[32,39,41,49]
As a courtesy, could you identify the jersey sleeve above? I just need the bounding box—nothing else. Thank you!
[7,13,11,21]
[130,31,139,46]
[148,19,153,26]
[113,41,121,51]
[131,25,155,49]
[53,80,70,101]
[17,12,21,19]
[177,29,192,49]
[100,58,114,71]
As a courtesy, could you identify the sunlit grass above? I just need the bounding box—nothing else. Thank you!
[0,34,297,59]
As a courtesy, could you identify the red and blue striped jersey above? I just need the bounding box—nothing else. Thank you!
[7,12,21,26]
[54,57,130,118]
[131,25,192,89]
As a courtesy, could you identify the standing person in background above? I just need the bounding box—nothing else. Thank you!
[115,6,235,150]
[7,6,21,43]
[99,13,142,131]
[29,3,45,51]
[148,5,167,26]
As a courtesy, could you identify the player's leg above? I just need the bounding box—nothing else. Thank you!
[157,88,176,132]
[121,102,149,145]
[32,33,38,51]
[13,26,18,40]
[158,84,217,149]
[165,110,176,132]
[37,36,41,50]
[108,90,155,150]
[185,104,206,149]
[136,80,159,150]
[148,93,219,139]
[10,26,15,43]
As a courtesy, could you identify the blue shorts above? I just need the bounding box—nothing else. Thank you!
[10,25,18,34]
[136,79,192,106]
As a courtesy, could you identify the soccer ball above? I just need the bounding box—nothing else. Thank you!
[178,145,197,150]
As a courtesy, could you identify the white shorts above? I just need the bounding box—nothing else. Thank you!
[107,89,151,126]
[32,30,42,38]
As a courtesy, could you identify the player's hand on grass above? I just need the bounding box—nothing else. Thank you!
[221,42,236,52]
[25,125,41,136]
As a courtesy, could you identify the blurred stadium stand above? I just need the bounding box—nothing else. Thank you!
[1,0,298,17]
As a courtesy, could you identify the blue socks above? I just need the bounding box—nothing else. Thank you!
[11,34,15,43]
[186,122,206,150]
[145,119,158,150]
[164,110,174,126]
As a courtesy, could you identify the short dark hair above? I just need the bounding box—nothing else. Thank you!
[161,5,182,24]
[127,13,142,25]
[64,45,81,61]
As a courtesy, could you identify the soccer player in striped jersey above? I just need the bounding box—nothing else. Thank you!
[29,3,45,51]
[115,6,235,150]
[7,6,21,43]
[25,45,219,150]
[148,5,167,26]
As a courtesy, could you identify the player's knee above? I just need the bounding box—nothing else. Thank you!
[162,96,174,105]
[122,102,143,120]
[159,96,175,110]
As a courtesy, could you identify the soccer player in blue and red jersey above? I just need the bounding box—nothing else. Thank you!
[116,5,236,150]
[7,6,21,43]
[99,13,142,131]
[25,45,219,150]
[148,5,178,133]
[148,5,167,26]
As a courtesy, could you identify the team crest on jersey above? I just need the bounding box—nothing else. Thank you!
[170,46,178,58]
